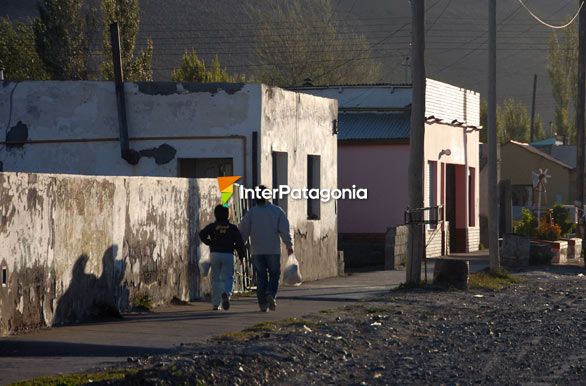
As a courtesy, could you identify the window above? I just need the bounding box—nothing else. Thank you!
[272,152,288,213]
[178,158,233,178]
[307,155,321,220]
[427,161,438,227]
[512,185,532,207]
[469,167,475,227]
[2,266,6,287]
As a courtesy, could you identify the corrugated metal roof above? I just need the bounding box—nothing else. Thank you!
[338,112,410,141]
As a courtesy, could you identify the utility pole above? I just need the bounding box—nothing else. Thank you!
[407,0,425,285]
[530,74,537,143]
[577,0,585,265]
[488,0,500,272]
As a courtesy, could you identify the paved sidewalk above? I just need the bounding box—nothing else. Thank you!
[0,252,488,384]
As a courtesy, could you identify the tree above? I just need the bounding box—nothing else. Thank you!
[33,0,93,80]
[249,0,381,86]
[480,97,544,144]
[547,23,578,142]
[100,0,153,81]
[0,18,49,80]
[171,50,244,83]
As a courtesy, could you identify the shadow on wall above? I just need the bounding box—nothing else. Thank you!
[53,245,128,326]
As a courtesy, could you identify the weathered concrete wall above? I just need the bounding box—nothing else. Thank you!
[0,172,217,336]
[0,82,260,184]
[260,86,338,281]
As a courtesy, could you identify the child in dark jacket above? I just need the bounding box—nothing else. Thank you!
[199,205,246,310]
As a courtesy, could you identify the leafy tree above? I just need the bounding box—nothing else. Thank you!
[480,98,544,144]
[547,23,578,142]
[100,0,153,81]
[0,18,49,80]
[33,0,93,80]
[171,50,244,82]
[249,0,381,86]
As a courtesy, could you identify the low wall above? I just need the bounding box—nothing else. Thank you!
[385,223,449,269]
[0,172,217,336]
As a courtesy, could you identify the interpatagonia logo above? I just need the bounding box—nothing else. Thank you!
[217,176,241,207]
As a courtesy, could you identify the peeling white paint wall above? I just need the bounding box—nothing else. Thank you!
[260,86,339,280]
[0,172,217,336]
[0,81,341,333]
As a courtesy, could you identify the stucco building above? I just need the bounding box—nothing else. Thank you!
[296,79,481,267]
[501,140,575,220]
[0,82,340,333]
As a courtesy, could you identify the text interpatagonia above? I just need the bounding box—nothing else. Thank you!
[239,185,368,202]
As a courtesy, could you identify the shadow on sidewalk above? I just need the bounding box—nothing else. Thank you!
[0,340,172,358]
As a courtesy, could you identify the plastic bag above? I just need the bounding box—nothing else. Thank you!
[198,253,211,277]
[283,254,303,286]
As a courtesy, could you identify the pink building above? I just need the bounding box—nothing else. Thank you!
[297,80,480,268]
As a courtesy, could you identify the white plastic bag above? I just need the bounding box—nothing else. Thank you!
[198,253,211,277]
[283,254,303,286]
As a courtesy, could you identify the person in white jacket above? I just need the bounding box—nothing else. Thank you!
[239,185,293,312]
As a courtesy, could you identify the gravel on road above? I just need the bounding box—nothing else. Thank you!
[25,265,586,386]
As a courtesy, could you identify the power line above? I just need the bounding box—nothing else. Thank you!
[517,0,584,29]
[426,0,451,34]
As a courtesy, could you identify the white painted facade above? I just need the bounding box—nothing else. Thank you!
[296,79,481,257]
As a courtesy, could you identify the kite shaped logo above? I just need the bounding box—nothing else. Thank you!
[217,176,241,207]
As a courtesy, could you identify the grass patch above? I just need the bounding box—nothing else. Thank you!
[469,270,522,291]
[319,309,337,315]
[213,317,322,342]
[243,317,318,333]
[365,306,391,314]
[395,280,434,290]
[11,368,138,386]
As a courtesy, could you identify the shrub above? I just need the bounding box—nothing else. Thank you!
[536,218,562,241]
[551,204,575,237]
[513,208,537,237]
[131,290,152,311]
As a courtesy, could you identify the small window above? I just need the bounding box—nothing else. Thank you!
[178,158,233,178]
[2,267,7,287]
[469,167,476,227]
[512,185,532,207]
[272,151,289,213]
[307,155,321,220]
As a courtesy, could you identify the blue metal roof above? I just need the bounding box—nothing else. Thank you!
[338,112,410,141]
[530,137,562,147]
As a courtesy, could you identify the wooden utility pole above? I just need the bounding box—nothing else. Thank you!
[577,0,585,264]
[488,0,500,272]
[407,0,425,284]
[530,74,537,143]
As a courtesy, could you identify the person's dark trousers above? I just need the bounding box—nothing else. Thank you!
[252,254,281,308]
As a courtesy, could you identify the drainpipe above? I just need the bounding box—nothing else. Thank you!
[110,22,139,165]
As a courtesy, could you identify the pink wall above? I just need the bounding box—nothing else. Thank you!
[338,144,410,234]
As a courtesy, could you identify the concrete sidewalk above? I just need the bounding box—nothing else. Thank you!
[0,253,488,384]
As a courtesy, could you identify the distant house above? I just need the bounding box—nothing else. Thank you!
[0,81,340,281]
[296,79,481,268]
[501,140,576,220]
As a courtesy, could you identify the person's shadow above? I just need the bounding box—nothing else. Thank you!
[53,245,128,326]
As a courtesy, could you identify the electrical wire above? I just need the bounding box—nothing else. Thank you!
[517,0,584,30]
